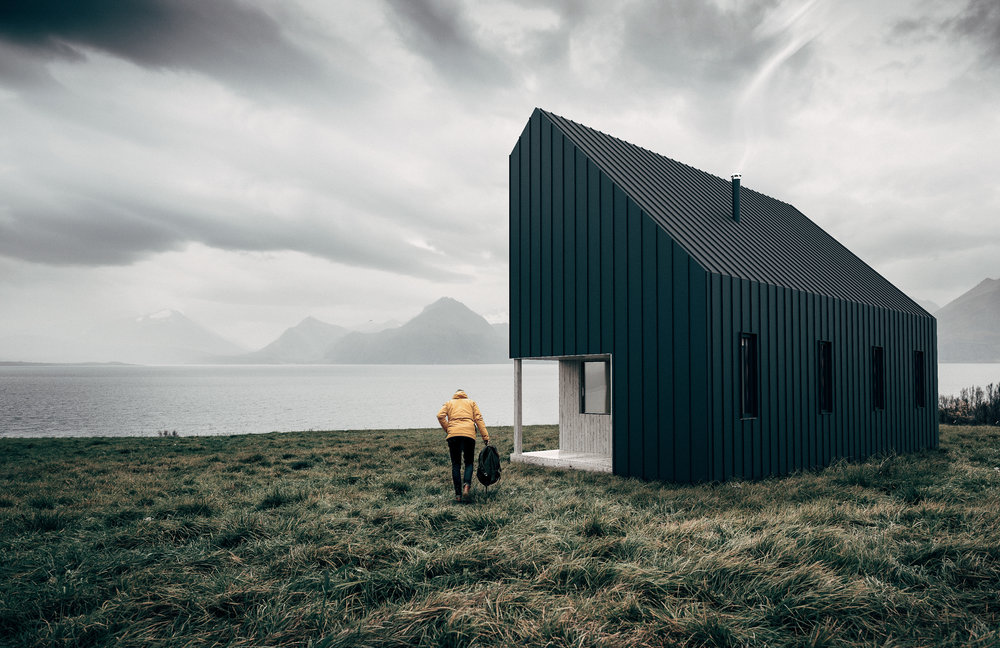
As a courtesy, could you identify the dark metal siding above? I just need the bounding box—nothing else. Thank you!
[510,109,938,482]
[510,109,711,480]
[704,280,938,481]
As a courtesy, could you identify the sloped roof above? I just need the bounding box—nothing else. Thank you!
[542,109,928,317]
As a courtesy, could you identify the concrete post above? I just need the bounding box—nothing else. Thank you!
[513,358,522,456]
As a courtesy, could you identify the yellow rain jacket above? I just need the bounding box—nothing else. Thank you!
[437,390,489,443]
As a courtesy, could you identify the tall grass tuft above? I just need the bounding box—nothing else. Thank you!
[1,424,999,647]
[259,486,307,509]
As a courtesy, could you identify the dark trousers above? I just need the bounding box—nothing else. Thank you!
[447,436,475,495]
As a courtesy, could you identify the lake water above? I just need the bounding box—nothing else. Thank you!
[0,363,558,438]
[2,362,997,439]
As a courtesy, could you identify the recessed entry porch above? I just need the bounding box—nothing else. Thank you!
[510,355,612,473]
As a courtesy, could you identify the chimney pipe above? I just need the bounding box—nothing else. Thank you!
[731,174,741,222]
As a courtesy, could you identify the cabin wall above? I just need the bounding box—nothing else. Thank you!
[510,110,712,480]
[558,360,612,455]
[706,275,939,481]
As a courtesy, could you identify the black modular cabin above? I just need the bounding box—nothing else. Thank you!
[508,108,938,483]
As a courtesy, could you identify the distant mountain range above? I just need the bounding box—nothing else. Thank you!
[0,299,508,365]
[325,297,507,364]
[226,298,506,364]
[937,278,1000,363]
[0,310,247,364]
[7,282,993,365]
[239,316,350,364]
[94,310,248,364]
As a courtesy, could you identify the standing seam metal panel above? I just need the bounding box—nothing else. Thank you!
[510,141,520,360]
[530,113,541,358]
[642,217,658,480]
[552,128,564,357]
[575,150,588,355]
[660,234,676,482]
[612,186,629,474]
[540,119,552,358]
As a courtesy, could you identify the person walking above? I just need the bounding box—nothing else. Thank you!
[437,389,490,502]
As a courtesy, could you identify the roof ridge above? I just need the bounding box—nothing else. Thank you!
[532,107,928,317]
[537,107,796,211]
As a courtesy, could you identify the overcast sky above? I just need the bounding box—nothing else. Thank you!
[0,0,997,349]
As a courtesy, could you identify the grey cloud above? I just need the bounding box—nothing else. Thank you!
[0,190,454,280]
[889,0,1000,68]
[382,0,513,88]
[0,200,182,266]
[618,1,781,88]
[0,0,347,98]
[0,41,60,88]
[889,18,934,42]
[947,0,1000,64]
[514,0,786,88]
[505,0,816,133]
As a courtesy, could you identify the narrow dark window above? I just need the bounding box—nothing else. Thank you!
[914,350,926,408]
[872,346,885,410]
[581,360,610,414]
[739,333,758,418]
[818,341,833,413]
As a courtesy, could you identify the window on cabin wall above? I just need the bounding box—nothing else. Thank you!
[739,333,758,418]
[581,360,610,414]
[914,350,926,408]
[872,346,886,410]
[818,341,833,413]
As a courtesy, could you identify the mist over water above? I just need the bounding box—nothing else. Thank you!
[0,364,558,438]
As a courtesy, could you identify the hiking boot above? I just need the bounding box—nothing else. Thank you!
[462,483,471,498]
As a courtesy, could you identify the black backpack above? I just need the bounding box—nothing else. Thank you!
[476,444,501,487]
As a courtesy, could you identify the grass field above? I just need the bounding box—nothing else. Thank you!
[1,425,999,648]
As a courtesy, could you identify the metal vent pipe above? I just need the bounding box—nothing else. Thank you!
[731,174,741,222]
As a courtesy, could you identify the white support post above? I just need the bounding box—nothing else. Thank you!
[513,358,522,456]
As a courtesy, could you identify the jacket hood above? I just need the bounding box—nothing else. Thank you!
[452,390,468,399]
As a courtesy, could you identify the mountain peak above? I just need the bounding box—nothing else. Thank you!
[240,316,348,363]
[81,309,244,363]
[423,297,464,311]
[407,297,492,331]
[325,297,507,364]
[965,278,1000,299]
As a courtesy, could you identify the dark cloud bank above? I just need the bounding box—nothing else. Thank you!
[0,0,325,90]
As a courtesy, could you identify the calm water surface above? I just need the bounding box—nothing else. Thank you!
[2,362,998,438]
[0,364,557,438]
